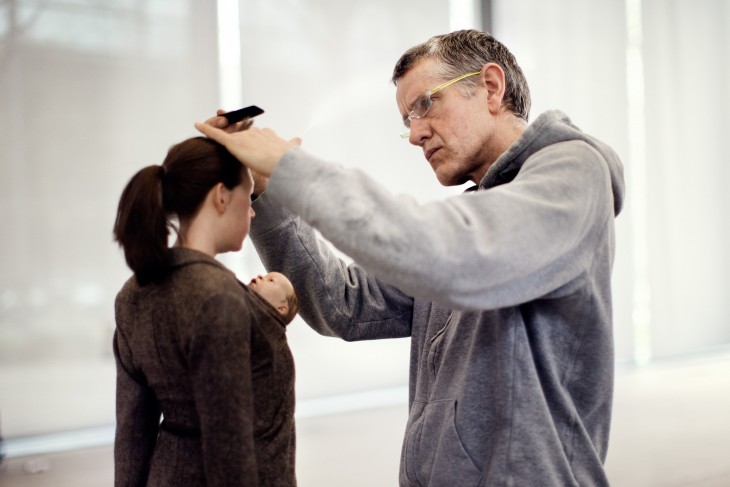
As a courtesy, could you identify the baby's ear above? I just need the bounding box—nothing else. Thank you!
[276,303,289,316]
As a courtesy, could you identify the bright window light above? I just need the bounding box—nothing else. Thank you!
[216,0,243,110]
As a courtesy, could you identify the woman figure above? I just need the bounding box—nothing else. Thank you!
[112,136,296,486]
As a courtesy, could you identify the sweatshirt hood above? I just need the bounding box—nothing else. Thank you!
[480,110,625,216]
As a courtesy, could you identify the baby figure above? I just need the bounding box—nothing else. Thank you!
[249,272,299,325]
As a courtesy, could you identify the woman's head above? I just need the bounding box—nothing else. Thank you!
[114,137,252,285]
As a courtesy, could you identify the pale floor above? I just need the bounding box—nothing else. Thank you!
[2,352,730,486]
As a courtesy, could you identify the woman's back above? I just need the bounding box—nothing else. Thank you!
[114,247,296,486]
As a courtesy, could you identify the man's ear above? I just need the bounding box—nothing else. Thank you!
[481,62,506,114]
[212,183,230,214]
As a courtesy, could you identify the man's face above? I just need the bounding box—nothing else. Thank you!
[395,58,494,186]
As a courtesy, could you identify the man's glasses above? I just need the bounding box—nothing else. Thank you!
[400,71,481,138]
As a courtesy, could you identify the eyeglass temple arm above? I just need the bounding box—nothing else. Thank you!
[428,71,481,95]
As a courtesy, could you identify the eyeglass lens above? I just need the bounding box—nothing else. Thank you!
[404,96,433,129]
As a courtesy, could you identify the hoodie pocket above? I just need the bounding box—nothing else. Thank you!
[428,313,453,379]
[402,399,481,486]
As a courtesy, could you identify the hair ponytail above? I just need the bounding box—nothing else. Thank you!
[113,164,170,285]
[113,137,246,286]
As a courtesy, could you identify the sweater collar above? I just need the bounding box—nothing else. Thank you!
[168,247,235,277]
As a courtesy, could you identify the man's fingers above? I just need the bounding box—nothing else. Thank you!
[195,122,227,143]
[202,115,229,129]
[237,119,254,132]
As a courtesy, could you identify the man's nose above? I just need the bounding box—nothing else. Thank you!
[408,118,429,145]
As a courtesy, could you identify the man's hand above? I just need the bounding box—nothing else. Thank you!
[195,122,300,178]
[203,109,253,133]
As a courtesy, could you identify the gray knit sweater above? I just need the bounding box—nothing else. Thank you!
[250,110,624,486]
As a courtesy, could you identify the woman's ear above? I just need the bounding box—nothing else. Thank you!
[212,183,230,214]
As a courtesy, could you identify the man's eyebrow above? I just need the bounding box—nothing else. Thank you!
[402,95,422,122]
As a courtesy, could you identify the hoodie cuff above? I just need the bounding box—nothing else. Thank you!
[249,189,296,239]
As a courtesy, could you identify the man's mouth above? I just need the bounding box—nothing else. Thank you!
[425,147,440,161]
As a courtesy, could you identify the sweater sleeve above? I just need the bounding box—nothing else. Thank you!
[261,143,614,311]
[250,194,414,342]
[113,329,160,487]
[188,293,258,486]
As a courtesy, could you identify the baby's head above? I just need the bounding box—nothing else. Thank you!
[249,272,299,324]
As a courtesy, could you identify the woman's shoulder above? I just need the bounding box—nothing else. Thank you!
[174,262,243,303]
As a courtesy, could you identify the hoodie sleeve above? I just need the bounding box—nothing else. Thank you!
[258,142,615,311]
[250,193,414,341]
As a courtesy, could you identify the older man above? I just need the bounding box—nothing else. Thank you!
[198,29,624,487]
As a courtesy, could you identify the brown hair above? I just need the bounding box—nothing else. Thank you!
[113,137,245,285]
[392,29,531,122]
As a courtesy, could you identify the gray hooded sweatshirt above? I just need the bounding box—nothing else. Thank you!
[249,110,625,486]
